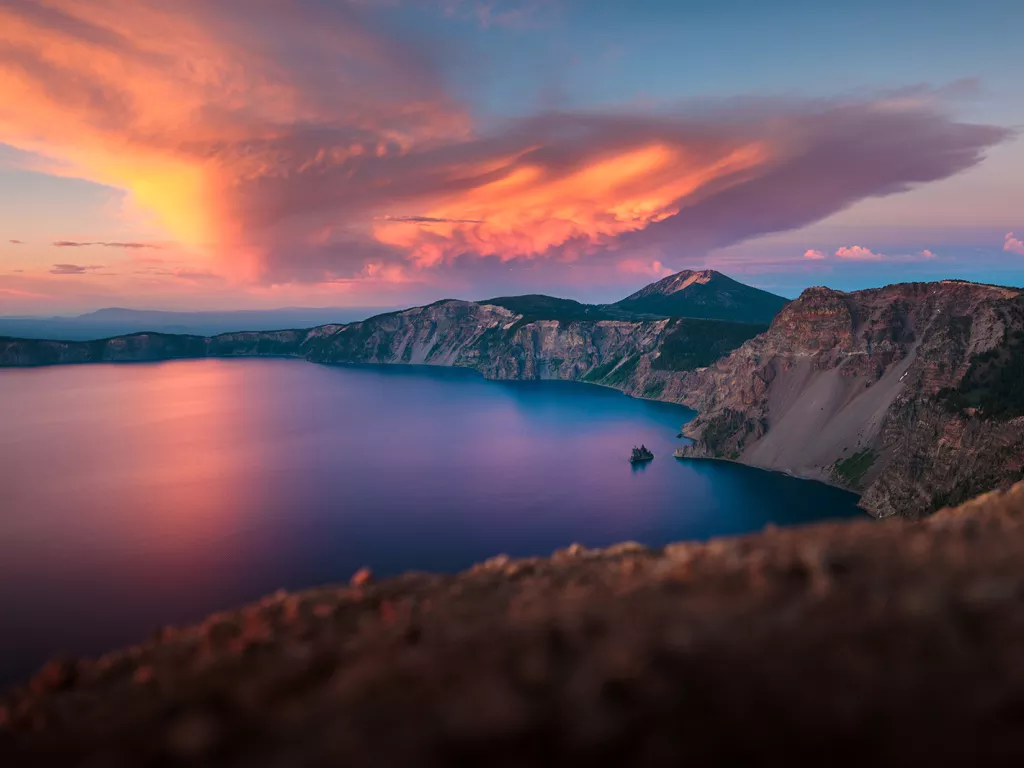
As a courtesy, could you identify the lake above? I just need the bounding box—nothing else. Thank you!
[0,359,862,684]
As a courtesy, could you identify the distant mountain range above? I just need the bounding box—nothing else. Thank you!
[0,307,396,341]
[0,270,788,341]
[7,270,1023,518]
[482,270,789,326]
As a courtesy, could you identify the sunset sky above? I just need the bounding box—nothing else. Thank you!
[1,0,1022,314]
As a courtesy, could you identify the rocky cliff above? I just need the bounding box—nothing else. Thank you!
[303,301,683,398]
[676,280,1024,518]
[0,300,759,402]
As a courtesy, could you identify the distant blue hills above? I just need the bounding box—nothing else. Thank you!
[0,307,395,341]
[0,269,790,341]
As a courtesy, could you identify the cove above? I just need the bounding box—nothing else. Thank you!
[0,358,862,684]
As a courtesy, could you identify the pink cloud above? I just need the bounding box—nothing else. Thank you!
[50,263,105,275]
[52,241,160,249]
[1004,233,1024,256]
[617,258,674,277]
[134,266,221,282]
[803,249,826,260]
[921,249,936,258]
[0,287,48,298]
[835,245,885,261]
[357,261,414,284]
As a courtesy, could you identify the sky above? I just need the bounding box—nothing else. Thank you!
[0,0,1022,315]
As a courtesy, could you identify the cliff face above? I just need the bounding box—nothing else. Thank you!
[303,301,694,399]
[677,281,1024,517]
[0,301,749,402]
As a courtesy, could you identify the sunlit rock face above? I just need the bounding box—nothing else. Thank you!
[300,300,685,400]
[677,281,1024,517]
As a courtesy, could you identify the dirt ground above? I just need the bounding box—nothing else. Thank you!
[3,482,1024,767]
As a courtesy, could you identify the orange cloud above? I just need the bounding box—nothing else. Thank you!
[373,142,769,266]
[0,0,467,275]
[0,1,1009,296]
[354,261,413,285]
[0,287,48,298]
[803,249,826,260]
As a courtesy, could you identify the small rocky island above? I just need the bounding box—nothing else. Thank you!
[630,445,654,463]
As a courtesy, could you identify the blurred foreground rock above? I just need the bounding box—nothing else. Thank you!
[3,482,1024,766]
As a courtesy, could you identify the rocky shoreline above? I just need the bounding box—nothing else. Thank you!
[672,451,857,494]
[3,481,1024,766]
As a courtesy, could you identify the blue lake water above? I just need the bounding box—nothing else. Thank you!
[0,358,862,684]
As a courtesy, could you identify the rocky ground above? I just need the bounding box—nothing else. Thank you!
[4,482,1024,766]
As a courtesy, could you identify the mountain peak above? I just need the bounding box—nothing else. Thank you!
[611,269,787,324]
[648,269,721,296]
[617,269,718,302]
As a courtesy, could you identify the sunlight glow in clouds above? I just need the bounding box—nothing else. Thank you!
[0,0,467,274]
[0,287,47,298]
[1005,233,1024,256]
[0,0,1011,299]
[372,142,769,266]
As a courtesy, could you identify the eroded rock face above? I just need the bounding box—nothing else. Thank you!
[0,301,698,399]
[298,301,685,395]
[678,281,1024,517]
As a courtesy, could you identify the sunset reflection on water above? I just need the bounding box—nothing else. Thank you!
[0,359,862,684]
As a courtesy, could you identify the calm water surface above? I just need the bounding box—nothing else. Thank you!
[0,359,862,683]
